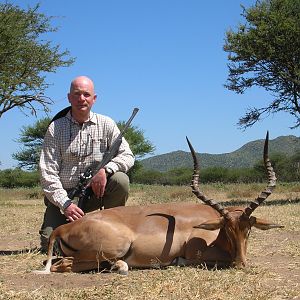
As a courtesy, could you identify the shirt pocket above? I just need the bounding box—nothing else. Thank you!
[93,138,108,161]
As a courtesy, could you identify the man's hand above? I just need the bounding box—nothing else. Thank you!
[64,203,85,222]
[89,168,107,198]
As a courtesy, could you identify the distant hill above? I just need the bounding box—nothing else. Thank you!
[140,135,300,172]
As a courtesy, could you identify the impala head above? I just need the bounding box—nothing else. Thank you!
[187,132,283,268]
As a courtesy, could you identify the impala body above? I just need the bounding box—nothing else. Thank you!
[35,132,283,275]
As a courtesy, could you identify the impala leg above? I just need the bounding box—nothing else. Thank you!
[33,231,56,274]
[183,233,231,268]
[110,260,129,275]
[172,247,231,268]
[33,257,53,274]
[48,257,74,272]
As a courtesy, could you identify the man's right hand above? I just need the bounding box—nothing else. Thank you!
[64,203,85,222]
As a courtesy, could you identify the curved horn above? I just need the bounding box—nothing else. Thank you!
[244,131,277,216]
[186,137,229,217]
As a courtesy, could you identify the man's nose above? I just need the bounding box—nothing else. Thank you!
[79,94,86,101]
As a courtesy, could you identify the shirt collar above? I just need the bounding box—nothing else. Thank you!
[89,111,97,124]
[66,110,97,125]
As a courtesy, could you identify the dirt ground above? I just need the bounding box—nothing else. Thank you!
[0,188,299,299]
[0,213,299,294]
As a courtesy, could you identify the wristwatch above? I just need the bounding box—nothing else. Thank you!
[105,167,114,177]
[62,199,72,211]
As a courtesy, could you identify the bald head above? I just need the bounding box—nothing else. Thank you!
[70,76,95,94]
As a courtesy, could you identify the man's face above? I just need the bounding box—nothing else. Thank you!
[68,79,97,113]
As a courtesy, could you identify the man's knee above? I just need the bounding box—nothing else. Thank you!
[39,227,63,255]
[104,172,130,208]
[108,172,130,194]
[39,199,67,252]
[109,172,129,192]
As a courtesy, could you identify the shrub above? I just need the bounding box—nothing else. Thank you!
[0,169,39,188]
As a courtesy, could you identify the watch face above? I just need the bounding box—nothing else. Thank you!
[105,168,114,176]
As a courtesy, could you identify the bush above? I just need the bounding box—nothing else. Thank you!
[0,169,39,188]
[133,166,276,185]
[132,169,164,185]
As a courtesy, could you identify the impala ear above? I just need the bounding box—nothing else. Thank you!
[194,217,225,230]
[251,216,284,230]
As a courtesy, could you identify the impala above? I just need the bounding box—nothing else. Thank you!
[35,132,283,275]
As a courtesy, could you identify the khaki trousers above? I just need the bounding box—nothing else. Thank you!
[39,172,129,252]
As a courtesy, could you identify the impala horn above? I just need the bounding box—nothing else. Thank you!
[186,137,229,218]
[244,131,277,216]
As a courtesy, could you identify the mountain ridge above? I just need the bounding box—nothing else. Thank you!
[140,135,300,172]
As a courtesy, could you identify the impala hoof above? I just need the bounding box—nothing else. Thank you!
[111,260,129,275]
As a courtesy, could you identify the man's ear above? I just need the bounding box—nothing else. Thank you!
[250,216,284,230]
[93,94,97,104]
[194,217,225,230]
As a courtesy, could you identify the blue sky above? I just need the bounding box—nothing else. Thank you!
[0,0,298,169]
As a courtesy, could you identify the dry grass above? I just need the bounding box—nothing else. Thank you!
[0,183,299,299]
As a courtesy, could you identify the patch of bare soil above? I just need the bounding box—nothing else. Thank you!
[1,272,116,292]
[0,235,39,254]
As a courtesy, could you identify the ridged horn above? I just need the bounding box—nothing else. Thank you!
[244,131,277,216]
[186,136,229,217]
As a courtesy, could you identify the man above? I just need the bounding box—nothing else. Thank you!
[39,76,135,252]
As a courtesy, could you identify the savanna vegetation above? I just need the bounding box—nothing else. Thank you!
[132,151,300,185]
[1,149,300,189]
[0,183,299,299]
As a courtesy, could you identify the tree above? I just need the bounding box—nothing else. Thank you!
[0,168,39,188]
[0,3,74,118]
[224,0,300,129]
[285,151,300,181]
[12,117,50,170]
[253,152,287,180]
[117,121,155,180]
[13,117,155,171]
[117,121,155,159]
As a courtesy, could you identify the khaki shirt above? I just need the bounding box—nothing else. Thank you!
[39,111,135,210]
